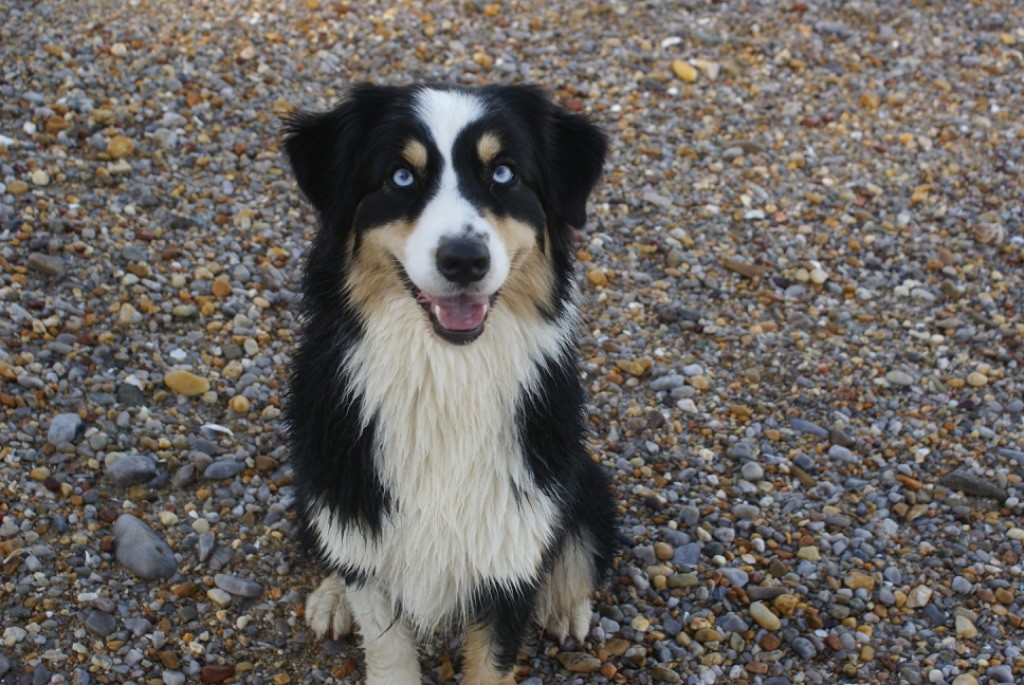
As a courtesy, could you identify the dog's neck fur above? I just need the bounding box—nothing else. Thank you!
[315,291,575,627]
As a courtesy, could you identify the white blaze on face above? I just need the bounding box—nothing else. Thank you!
[403,89,512,299]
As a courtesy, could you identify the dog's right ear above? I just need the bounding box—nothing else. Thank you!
[283,84,395,218]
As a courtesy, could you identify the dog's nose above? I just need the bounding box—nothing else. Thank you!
[436,238,490,285]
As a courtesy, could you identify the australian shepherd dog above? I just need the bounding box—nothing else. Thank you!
[283,83,615,685]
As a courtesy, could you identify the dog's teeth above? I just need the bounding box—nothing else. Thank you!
[434,305,442,319]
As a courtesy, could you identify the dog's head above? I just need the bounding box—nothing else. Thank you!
[284,84,606,345]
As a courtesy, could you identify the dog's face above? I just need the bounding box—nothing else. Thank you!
[284,84,606,344]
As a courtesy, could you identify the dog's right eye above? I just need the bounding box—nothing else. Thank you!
[391,168,415,188]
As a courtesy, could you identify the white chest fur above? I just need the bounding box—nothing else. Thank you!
[311,296,571,629]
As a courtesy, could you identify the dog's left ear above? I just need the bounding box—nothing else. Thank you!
[545,107,608,229]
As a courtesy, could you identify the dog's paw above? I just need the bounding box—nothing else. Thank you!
[305,576,353,640]
[542,598,592,644]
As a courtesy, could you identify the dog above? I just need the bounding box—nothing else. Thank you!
[283,83,615,685]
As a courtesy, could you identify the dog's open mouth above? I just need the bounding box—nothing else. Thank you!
[415,291,492,344]
[396,264,497,344]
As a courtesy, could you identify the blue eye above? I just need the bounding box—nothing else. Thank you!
[492,165,514,185]
[392,168,415,187]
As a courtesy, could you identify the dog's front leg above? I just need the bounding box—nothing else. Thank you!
[347,581,420,685]
[463,623,518,685]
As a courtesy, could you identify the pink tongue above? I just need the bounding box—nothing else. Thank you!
[432,295,489,331]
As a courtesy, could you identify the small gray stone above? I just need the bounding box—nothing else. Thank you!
[114,514,177,580]
[85,610,116,637]
[997,447,1024,465]
[886,370,915,387]
[829,427,856,447]
[27,252,65,276]
[650,374,684,391]
[223,343,244,360]
[0,654,9,677]
[32,664,50,685]
[673,543,701,567]
[726,443,754,460]
[940,469,1008,500]
[170,463,196,488]
[47,413,82,445]
[790,636,817,658]
[115,383,146,406]
[106,454,158,487]
[740,462,763,481]
[680,506,700,527]
[827,445,854,462]
[163,671,186,685]
[642,190,673,208]
[733,503,760,520]
[791,418,829,438]
[214,573,264,598]
[204,458,246,480]
[951,577,973,594]
[716,612,749,634]
[719,568,749,587]
[986,665,1014,683]
[198,531,216,562]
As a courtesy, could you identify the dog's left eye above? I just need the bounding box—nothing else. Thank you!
[492,165,514,185]
[392,168,415,188]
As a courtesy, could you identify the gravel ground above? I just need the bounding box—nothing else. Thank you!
[2,0,1023,683]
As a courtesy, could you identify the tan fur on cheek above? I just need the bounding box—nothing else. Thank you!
[477,133,502,165]
[485,211,554,319]
[345,222,415,314]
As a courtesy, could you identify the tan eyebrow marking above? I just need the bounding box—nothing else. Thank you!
[476,132,502,164]
[402,140,428,170]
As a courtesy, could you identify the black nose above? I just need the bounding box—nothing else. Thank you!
[436,238,490,285]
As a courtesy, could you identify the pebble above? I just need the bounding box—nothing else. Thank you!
[790,418,829,438]
[739,462,763,481]
[107,135,135,158]
[205,459,246,480]
[651,665,681,683]
[163,370,211,397]
[886,370,915,387]
[671,60,698,82]
[796,546,821,561]
[673,543,701,567]
[955,615,977,639]
[844,572,876,591]
[85,610,117,638]
[214,574,264,598]
[941,469,1008,500]
[557,652,602,673]
[106,454,158,487]
[163,672,186,685]
[207,588,233,607]
[986,665,1014,683]
[47,412,82,445]
[200,665,235,684]
[951,676,978,685]
[27,252,65,276]
[749,602,781,631]
[966,371,987,387]
[113,514,177,580]
[906,585,933,608]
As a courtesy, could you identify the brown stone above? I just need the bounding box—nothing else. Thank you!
[200,664,235,684]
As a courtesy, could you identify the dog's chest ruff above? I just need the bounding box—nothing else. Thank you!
[311,299,570,627]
